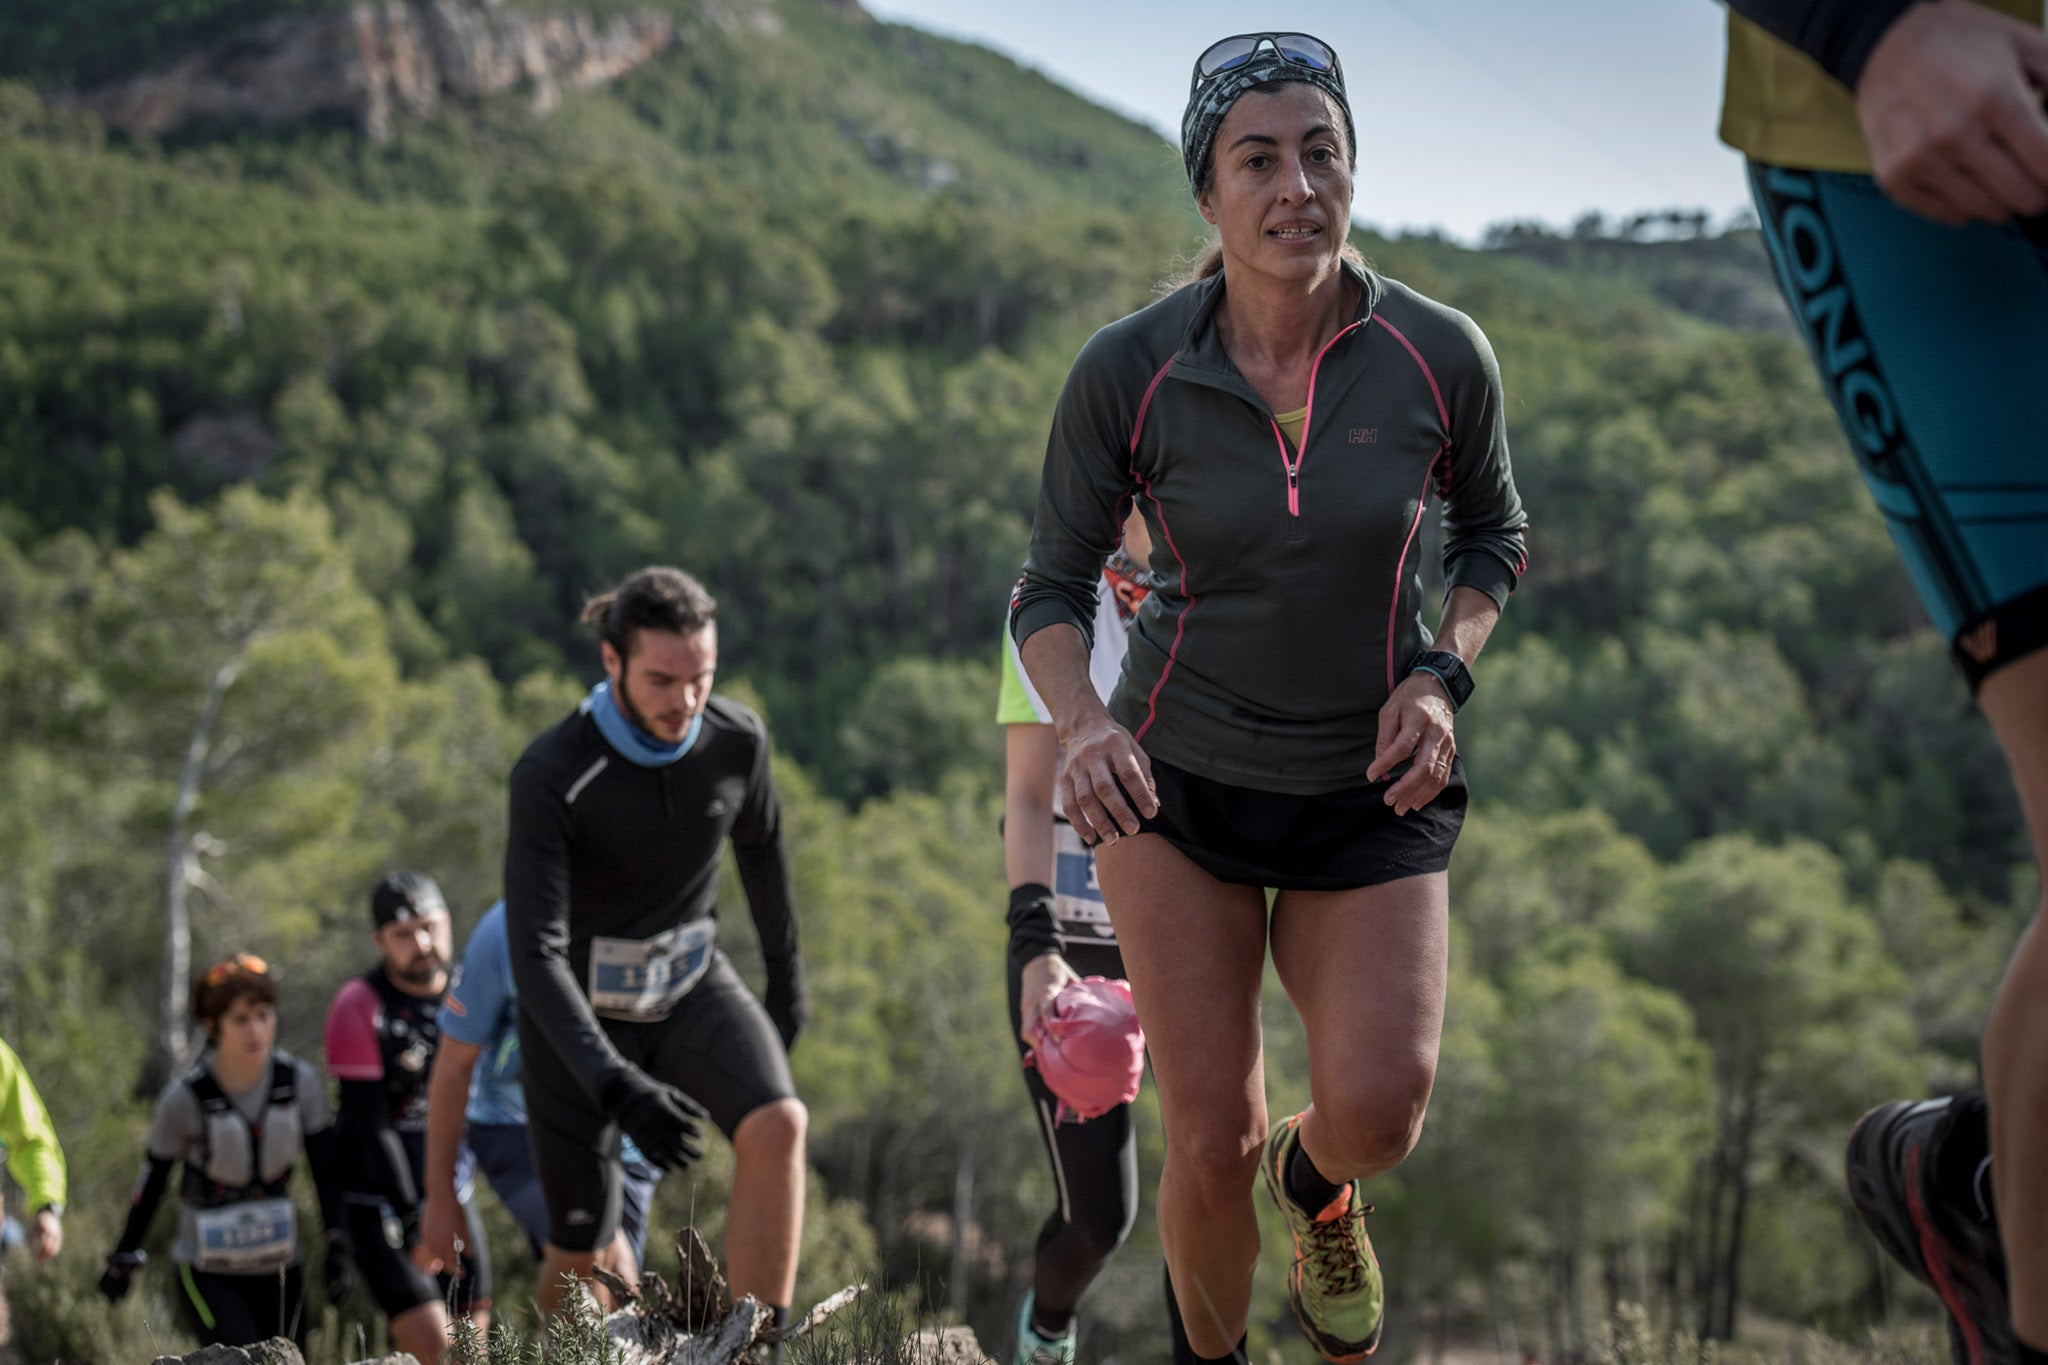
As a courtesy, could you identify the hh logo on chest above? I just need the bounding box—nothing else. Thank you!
[1349,428,1378,444]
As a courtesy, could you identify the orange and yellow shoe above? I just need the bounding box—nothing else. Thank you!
[1261,1112,1384,1362]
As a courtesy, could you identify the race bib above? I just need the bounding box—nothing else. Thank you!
[588,920,717,1021]
[193,1198,297,1273]
[1052,823,1117,946]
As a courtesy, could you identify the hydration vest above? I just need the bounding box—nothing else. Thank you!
[363,968,443,1133]
[178,1055,301,1209]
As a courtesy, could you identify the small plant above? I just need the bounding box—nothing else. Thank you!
[444,1312,544,1365]
[1599,1303,1716,1365]
[536,1273,626,1365]
[786,1282,916,1365]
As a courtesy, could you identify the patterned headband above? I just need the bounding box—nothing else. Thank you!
[1181,48,1356,190]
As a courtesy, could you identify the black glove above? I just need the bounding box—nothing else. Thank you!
[764,953,809,1052]
[98,1250,145,1303]
[601,1070,707,1172]
[324,1230,357,1305]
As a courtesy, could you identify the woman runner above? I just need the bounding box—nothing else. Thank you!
[1000,510,1156,1365]
[99,954,349,1351]
[1009,32,1528,1362]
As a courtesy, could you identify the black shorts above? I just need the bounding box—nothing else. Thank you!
[522,949,796,1252]
[343,1195,490,1320]
[1133,755,1466,891]
[175,1262,307,1349]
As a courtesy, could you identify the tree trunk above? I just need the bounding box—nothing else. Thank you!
[1545,1251,1567,1365]
[948,1143,973,1315]
[1565,1250,1587,1363]
[1695,1100,1736,1339]
[1713,1078,1762,1340]
[1488,1264,1520,1365]
[886,510,911,642]
[810,565,837,678]
[161,656,240,1072]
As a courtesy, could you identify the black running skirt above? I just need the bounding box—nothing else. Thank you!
[1131,755,1466,891]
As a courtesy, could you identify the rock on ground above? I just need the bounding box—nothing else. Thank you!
[910,1326,992,1364]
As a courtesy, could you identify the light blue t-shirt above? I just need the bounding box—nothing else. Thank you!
[439,905,648,1168]
[439,903,528,1127]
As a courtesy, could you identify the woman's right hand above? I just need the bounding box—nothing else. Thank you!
[1019,951,1083,1046]
[1057,719,1158,847]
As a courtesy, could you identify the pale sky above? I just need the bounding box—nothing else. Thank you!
[859,0,1752,244]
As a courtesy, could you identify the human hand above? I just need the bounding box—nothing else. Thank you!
[98,1250,144,1303]
[603,1070,708,1172]
[323,1230,357,1305]
[30,1208,61,1261]
[1367,671,1458,815]
[1055,720,1157,847]
[1018,951,1082,1047]
[415,1191,469,1277]
[1857,0,2048,224]
[764,953,808,1052]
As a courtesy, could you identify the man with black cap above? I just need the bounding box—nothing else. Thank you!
[322,871,490,1365]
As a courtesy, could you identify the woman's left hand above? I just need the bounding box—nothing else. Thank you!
[1367,672,1457,815]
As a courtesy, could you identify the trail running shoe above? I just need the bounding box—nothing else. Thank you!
[1845,1095,2013,1365]
[1013,1289,1076,1365]
[1262,1112,1383,1362]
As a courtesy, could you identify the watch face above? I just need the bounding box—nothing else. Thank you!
[1417,652,1472,707]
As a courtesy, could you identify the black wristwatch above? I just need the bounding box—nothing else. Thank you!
[1409,650,1473,711]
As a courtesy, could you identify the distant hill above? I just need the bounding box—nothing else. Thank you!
[1480,210,1796,336]
[2,0,2005,885]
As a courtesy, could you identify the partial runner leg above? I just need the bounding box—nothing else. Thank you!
[1093,834,1267,1360]
[1978,648,2048,1347]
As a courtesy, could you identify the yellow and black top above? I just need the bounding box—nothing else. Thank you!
[1722,0,2045,172]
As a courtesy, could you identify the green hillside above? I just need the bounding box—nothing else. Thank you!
[0,3,2015,1360]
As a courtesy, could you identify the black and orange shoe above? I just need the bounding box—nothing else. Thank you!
[1845,1095,2013,1365]
[1261,1112,1383,1362]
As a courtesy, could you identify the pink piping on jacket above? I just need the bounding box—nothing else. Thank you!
[1271,320,1365,516]
[1372,316,1449,428]
[1372,315,1453,695]
[1385,458,1444,694]
[1127,357,1185,744]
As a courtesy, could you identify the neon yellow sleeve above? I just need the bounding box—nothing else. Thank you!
[996,629,1042,725]
[0,1036,66,1211]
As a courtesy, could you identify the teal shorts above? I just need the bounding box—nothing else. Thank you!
[1749,163,2048,690]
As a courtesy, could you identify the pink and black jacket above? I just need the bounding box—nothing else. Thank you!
[1010,258,1529,794]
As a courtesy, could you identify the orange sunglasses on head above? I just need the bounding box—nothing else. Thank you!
[202,952,269,987]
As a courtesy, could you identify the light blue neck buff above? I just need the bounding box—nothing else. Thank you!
[583,680,702,766]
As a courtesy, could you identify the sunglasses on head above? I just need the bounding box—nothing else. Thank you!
[1191,33,1340,94]
[203,952,269,987]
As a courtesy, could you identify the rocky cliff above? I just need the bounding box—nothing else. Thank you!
[69,0,808,141]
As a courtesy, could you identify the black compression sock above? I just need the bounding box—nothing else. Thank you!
[1285,1139,1347,1215]
[1031,1300,1074,1338]
[765,1305,790,1365]
[2016,1338,2048,1365]
[1164,1262,1245,1364]
[1934,1095,1994,1222]
[1165,1262,1195,1365]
